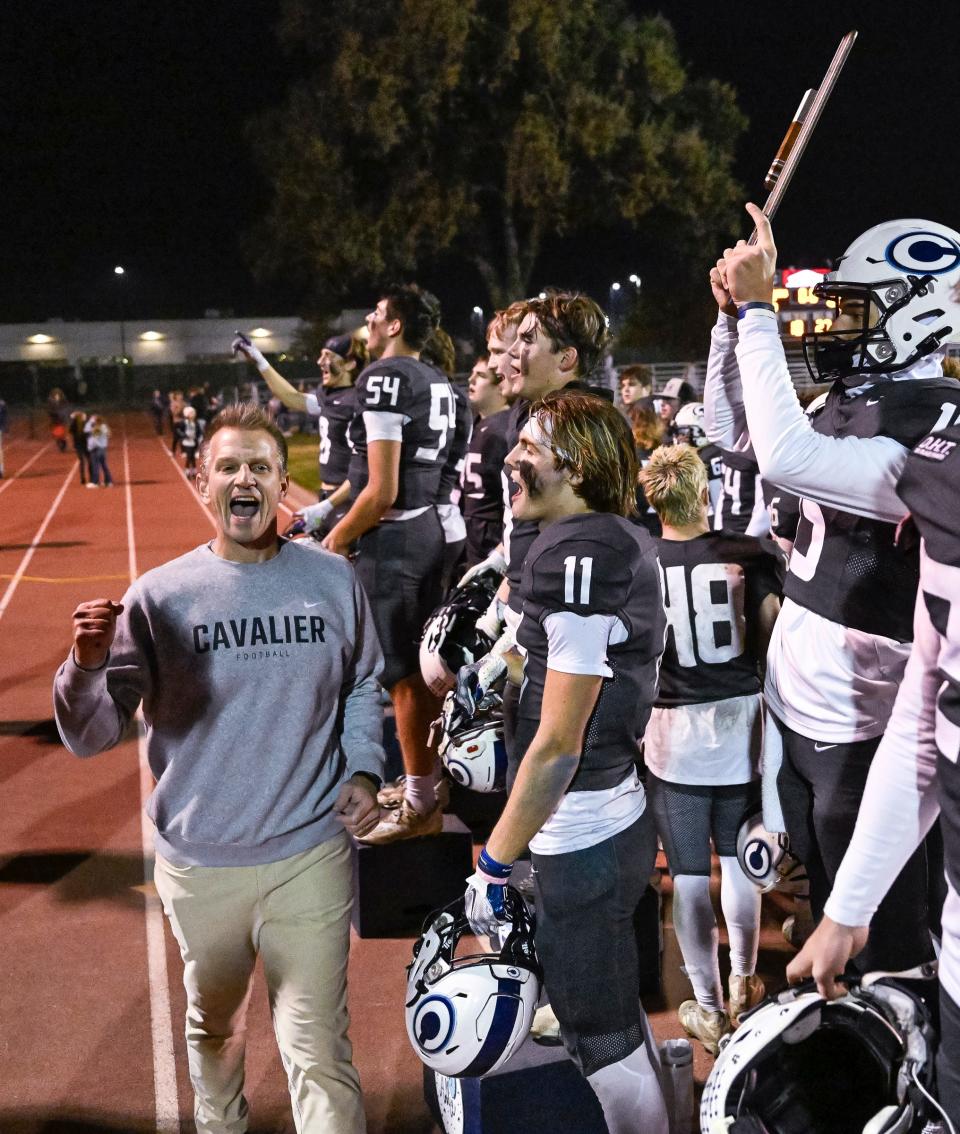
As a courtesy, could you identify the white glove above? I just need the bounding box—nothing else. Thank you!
[456,548,507,590]
[298,499,335,533]
[464,848,513,936]
[476,594,505,642]
[451,648,508,728]
[232,332,269,373]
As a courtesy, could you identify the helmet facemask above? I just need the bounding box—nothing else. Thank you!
[804,274,950,382]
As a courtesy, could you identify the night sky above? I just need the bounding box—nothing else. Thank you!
[3,2,959,328]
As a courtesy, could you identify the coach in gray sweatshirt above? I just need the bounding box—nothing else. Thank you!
[54,404,383,1134]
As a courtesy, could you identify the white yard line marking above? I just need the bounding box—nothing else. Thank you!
[0,441,55,499]
[123,433,180,1133]
[0,463,74,623]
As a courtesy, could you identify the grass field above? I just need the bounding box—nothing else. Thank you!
[285,432,320,494]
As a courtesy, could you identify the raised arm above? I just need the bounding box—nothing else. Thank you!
[232,334,308,413]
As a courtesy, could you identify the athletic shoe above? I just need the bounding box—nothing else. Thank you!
[85,482,99,489]
[678,1000,731,1056]
[782,907,816,950]
[530,1002,563,1046]
[357,800,443,845]
[728,973,765,1025]
[377,775,450,811]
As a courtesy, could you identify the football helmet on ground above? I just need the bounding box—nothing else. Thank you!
[419,577,498,697]
[405,889,542,1078]
[701,972,941,1134]
[805,220,960,382]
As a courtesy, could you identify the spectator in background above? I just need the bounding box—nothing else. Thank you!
[68,410,91,486]
[618,364,653,411]
[189,386,209,434]
[149,390,166,435]
[655,377,696,439]
[84,414,113,488]
[176,405,203,479]
[47,388,69,452]
[168,391,186,455]
[626,403,667,537]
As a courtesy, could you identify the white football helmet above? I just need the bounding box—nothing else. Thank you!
[702,975,938,1134]
[405,890,542,1078]
[419,577,497,697]
[805,219,960,382]
[436,690,507,793]
[673,401,708,447]
[736,810,809,896]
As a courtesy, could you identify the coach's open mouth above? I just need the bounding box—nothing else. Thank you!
[230,496,259,518]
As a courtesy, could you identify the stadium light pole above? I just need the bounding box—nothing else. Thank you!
[114,265,127,404]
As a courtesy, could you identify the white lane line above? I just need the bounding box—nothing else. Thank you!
[156,435,296,520]
[0,463,74,623]
[123,434,180,1133]
[0,441,55,499]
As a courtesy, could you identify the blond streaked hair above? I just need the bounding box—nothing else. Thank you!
[638,443,707,527]
[531,390,637,516]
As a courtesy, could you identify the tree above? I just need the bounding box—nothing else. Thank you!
[249,0,747,315]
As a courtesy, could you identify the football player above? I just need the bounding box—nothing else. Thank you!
[462,350,511,566]
[714,448,770,537]
[705,204,960,973]
[639,444,783,1054]
[788,412,960,1122]
[232,330,365,536]
[462,391,668,1134]
[321,284,456,843]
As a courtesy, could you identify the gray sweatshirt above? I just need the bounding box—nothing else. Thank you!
[54,540,385,867]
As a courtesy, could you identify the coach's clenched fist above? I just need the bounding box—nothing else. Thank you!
[72,599,123,670]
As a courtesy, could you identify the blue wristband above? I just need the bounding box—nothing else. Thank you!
[736,301,776,320]
[477,847,513,880]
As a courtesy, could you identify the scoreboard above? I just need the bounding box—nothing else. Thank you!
[772,267,835,339]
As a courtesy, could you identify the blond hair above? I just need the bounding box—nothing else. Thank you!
[638,444,707,527]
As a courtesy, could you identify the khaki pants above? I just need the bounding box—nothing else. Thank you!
[154,832,365,1133]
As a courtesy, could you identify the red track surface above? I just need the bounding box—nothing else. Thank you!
[0,414,795,1133]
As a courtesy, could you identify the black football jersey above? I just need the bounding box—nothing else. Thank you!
[716,449,761,535]
[316,385,356,485]
[633,447,662,537]
[783,375,960,641]
[761,480,801,542]
[438,383,472,504]
[347,357,456,510]
[655,532,784,707]
[897,420,960,894]
[514,513,665,793]
[463,408,510,563]
[699,443,724,518]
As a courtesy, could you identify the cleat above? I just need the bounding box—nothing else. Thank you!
[357,800,443,845]
[728,973,765,1025]
[678,1000,731,1056]
[377,775,450,811]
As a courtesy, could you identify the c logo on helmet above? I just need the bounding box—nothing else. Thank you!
[886,232,960,275]
[412,996,456,1055]
[744,838,773,881]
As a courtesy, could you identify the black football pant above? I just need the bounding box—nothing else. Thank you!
[776,720,935,974]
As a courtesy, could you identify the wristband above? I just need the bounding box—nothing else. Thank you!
[351,770,382,792]
[477,846,514,882]
[736,301,776,320]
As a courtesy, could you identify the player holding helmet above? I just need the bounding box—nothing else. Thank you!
[705,204,960,974]
[458,392,669,1134]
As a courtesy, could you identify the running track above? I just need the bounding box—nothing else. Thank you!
[0,414,794,1132]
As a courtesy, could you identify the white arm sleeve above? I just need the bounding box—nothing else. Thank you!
[362,409,407,443]
[542,611,628,678]
[735,309,908,523]
[303,392,322,417]
[745,475,771,538]
[824,578,942,927]
[703,311,753,454]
